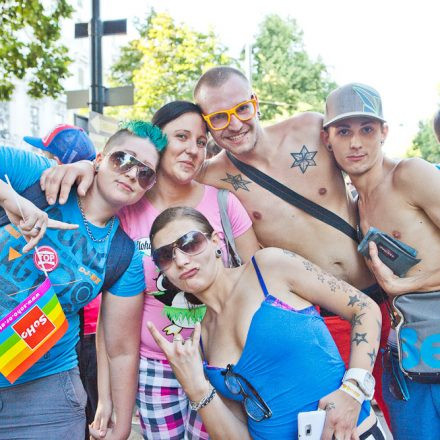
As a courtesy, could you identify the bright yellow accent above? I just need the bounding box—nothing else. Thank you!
[8,247,22,261]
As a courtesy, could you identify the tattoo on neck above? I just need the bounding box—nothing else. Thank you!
[290,145,317,173]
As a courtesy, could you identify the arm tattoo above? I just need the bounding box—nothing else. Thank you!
[350,313,365,327]
[302,260,315,271]
[290,145,317,173]
[348,294,360,307]
[220,173,252,191]
[352,332,368,346]
[367,348,377,367]
[325,402,336,411]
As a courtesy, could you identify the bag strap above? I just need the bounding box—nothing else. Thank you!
[102,225,135,291]
[217,189,242,267]
[225,151,358,242]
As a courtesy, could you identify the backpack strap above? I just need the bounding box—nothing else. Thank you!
[0,181,48,227]
[102,225,135,292]
[217,189,242,267]
[225,151,358,242]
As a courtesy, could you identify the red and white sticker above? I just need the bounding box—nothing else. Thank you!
[33,246,59,272]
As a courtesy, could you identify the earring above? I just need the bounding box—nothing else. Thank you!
[215,248,222,258]
[327,144,333,151]
[257,110,261,118]
[380,140,384,145]
[94,163,100,172]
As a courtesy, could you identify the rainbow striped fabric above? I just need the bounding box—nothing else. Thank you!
[0,277,68,384]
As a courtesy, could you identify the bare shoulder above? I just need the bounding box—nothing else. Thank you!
[268,111,323,135]
[393,157,439,188]
[252,247,301,270]
[198,150,230,184]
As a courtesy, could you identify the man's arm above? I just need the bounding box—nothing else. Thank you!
[369,159,440,294]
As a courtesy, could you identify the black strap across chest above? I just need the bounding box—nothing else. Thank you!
[225,151,358,242]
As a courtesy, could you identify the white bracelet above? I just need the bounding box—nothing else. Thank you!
[339,381,365,405]
[189,385,217,411]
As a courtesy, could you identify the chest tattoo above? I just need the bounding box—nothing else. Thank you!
[290,145,317,173]
[220,173,252,192]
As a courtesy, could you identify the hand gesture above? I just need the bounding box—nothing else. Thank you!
[88,399,113,439]
[40,160,95,205]
[4,192,78,252]
[318,389,361,440]
[147,321,208,399]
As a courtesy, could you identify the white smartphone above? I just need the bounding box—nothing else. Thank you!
[298,409,326,439]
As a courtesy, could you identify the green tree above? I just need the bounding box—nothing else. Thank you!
[0,0,73,100]
[406,118,440,162]
[109,10,232,119]
[251,14,336,121]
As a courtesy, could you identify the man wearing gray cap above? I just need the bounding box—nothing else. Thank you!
[323,82,440,440]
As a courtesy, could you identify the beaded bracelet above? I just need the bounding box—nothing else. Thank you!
[189,386,217,411]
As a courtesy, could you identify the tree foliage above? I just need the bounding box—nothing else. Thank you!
[109,10,231,119]
[251,15,336,121]
[406,118,440,162]
[0,0,73,100]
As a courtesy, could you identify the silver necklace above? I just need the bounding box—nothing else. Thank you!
[77,197,115,243]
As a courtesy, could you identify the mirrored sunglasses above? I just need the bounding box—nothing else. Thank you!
[107,150,156,190]
[223,364,272,422]
[203,97,257,131]
[152,230,210,271]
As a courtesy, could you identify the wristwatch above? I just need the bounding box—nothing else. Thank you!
[342,368,375,400]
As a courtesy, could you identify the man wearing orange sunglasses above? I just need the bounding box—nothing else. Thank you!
[194,66,391,427]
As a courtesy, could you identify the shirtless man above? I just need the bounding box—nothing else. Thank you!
[322,82,440,439]
[41,67,390,423]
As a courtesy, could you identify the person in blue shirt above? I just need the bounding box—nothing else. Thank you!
[146,207,386,440]
[0,120,166,440]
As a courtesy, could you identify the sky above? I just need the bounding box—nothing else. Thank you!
[91,0,440,157]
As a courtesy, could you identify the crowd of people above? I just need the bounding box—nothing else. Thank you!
[0,66,439,440]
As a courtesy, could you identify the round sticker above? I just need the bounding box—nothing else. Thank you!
[33,246,59,272]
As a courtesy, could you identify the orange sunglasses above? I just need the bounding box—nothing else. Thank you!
[202,96,258,131]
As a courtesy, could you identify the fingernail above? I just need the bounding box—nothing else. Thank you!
[48,198,54,205]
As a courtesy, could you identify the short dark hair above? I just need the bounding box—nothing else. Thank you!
[103,120,167,154]
[434,109,440,142]
[194,66,249,101]
[152,101,204,130]
[150,206,214,246]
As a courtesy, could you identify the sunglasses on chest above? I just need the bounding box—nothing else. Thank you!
[107,151,156,190]
[152,230,210,271]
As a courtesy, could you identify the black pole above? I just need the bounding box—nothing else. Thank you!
[90,0,104,113]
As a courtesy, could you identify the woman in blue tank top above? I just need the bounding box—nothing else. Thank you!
[146,207,386,440]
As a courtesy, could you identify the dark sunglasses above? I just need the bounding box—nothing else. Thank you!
[107,151,156,190]
[152,230,210,271]
[222,364,272,422]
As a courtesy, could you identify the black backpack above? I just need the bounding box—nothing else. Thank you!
[0,181,135,292]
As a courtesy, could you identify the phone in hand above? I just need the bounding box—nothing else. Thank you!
[298,409,326,439]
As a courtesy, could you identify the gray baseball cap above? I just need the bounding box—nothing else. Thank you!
[323,83,386,128]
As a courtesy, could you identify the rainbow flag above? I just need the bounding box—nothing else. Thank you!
[0,278,68,384]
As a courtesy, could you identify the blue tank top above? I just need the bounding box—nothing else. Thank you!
[202,257,370,439]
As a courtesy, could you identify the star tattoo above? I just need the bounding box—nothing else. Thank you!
[220,173,252,191]
[368,348,377,366]
[348,295,360,307]
[352,332,368,346]
[351,313,365,327]
[290,145,317,173]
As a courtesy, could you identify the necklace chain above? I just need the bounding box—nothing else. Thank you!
[77,197,115,243]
